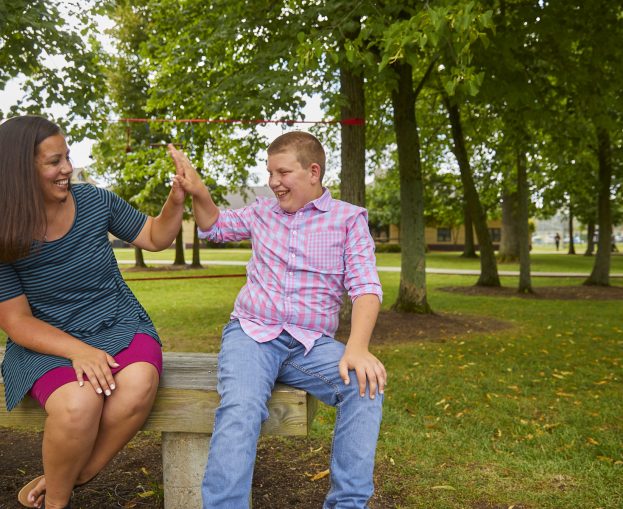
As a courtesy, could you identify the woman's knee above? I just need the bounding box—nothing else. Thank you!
[110,363,159,414]
[45,384,103,431]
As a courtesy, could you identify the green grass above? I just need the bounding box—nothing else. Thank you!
[368,274,623,508]
[113,247,623,275]
[113,248,252,263]
[375,252,623,274]
[113,270,623,507]
[3,261,622,508]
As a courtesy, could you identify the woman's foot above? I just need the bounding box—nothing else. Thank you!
[17,474,45,508]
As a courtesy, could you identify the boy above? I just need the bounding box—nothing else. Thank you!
[171,131,385,509]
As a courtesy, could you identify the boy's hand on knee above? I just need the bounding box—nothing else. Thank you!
[339,346,387,399]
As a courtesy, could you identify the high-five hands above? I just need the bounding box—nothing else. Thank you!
[168,144,205,197]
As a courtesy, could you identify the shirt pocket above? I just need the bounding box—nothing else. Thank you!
[305,231,345,273]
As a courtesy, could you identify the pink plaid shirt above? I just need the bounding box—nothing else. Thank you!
[198,189,382,352]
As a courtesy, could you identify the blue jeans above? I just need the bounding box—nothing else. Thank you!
[202,320,383,509]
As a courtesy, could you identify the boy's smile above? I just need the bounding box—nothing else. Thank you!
[267,151,323,213]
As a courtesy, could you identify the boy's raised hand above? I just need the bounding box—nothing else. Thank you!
[168,143,205,197]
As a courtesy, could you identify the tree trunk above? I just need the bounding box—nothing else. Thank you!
[339,64,365,207]
[460,202,478,258]
[339,52,366,322]
[498,185,519,263]
[134,246,147,269]
[191,221,203,269]
[567,210,576,255]
[443,97,500,287]
[390,61,431,313]
[516,151,532,293]
[173,227,186,266]
[584,221,595,256]
[585,128,612,286]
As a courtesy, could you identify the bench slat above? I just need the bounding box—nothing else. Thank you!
[0,349,317,435]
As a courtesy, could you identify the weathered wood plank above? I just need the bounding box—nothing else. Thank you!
[0,349,316,435]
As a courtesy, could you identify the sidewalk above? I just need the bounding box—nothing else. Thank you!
[117,260,623,278]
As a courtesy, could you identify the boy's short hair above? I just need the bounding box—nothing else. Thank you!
[267,131,326,181]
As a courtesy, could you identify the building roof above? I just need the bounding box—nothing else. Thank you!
[222,186,273,209]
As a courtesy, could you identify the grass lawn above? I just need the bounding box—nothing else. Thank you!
[2,258,621,508]
[113,247,623,275]
[120,268,623,508]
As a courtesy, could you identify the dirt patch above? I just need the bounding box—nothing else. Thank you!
[337,310,511,345]
[0,431,404,508]
[440,284,623,300]
[470,503,529,509]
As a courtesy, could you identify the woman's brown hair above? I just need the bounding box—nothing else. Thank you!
[0,115,61,263]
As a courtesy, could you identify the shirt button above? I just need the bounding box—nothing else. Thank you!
[292,231,297,235]
[291,253,295,258]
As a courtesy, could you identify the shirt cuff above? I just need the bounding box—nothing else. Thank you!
[350,286,383,303]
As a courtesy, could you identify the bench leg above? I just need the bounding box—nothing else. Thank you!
[162,431,210,509]
[161,431,254,508]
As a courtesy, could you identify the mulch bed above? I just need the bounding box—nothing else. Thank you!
[440,284,623,300]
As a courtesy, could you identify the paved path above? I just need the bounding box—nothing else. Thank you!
[117,259,623,278]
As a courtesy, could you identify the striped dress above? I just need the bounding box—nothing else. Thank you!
[0,183,160,411]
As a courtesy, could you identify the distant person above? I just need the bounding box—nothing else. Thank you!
[612,235,619,253]
[554,232,561,251]
[171,131,386,509]
[0,115,186,509]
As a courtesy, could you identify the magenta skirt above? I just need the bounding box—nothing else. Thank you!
[28,333,163,408]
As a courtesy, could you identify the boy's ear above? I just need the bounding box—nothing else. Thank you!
[309,163,322,184]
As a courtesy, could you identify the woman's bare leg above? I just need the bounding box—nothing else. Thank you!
[24,382,104,508]
[75,362,159,484]
[24,362,159,507]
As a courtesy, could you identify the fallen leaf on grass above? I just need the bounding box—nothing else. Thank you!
[543,423,561,431]
[138,491,155,498]
[431,485,456,491]
[597,455,614,463]
[310,469,330,481]
[587,437,600,446]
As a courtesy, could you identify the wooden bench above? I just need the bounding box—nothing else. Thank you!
[0,350,318,508]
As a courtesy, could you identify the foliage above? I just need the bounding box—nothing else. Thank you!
[0,0,107,139]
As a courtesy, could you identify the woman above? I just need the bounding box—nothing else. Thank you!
[0,116,185,509]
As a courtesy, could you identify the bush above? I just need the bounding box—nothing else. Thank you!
[375,242,401,253]
[204,240,252,249]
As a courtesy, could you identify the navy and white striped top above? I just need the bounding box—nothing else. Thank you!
[0,183,160,411]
